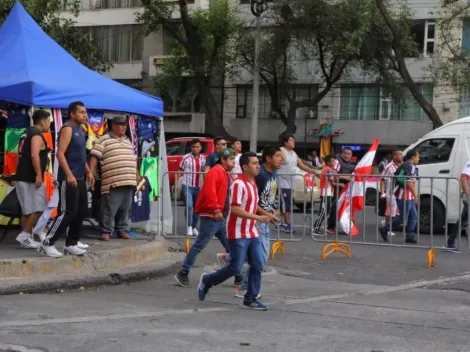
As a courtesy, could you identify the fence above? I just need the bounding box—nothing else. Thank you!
[159,170,467,268]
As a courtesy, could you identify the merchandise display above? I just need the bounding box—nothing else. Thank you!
[131,177,152,223]
[140,157,159,201]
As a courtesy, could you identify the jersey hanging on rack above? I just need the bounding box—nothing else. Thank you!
[5,104,30,129]
[4,128,26,175]
[132,177,152,223]
[140,157,159,201]
[128,115,139,155]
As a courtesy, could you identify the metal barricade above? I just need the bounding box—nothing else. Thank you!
[309,173,464,268]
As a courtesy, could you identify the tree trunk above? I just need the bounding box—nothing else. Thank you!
[198,83,234,138]
[375,0,444,128]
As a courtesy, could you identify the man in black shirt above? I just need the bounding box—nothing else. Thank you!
[15,109,51,249]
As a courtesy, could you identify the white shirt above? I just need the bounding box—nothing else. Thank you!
[278,147,298,189]
[232,153,242,175]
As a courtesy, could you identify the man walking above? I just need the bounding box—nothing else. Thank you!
[196,152,274,310]
[15,109,51,249]
[379,149,403,242]
[40,102,94,257]
[179,138,206,237]
[174,148,236,287]
[394,150,420,244]
[235,146,282,298]
[204,136,227,172]
[89,116,138,241]
[277,135,316,232]
[231,138,243,177]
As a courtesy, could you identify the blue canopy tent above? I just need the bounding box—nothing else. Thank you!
[0,2,163,118]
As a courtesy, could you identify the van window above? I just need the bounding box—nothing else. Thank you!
[183,141,208,154]
[414,138,455,165]
[166,142,184,156]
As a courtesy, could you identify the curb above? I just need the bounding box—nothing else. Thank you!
[0,239,169,279]
[0,252,184,295]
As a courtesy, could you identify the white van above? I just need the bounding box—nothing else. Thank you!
[404,117,469,233]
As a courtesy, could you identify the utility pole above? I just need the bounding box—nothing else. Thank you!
[249,0,268,153]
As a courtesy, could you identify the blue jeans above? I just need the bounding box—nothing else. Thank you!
[240,223,270,291]
[181,185,200,229]
[204,237,264,302]
[396,199,418,238]
[180,218,229,274]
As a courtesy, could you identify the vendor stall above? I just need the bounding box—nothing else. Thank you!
[0,2,172,235]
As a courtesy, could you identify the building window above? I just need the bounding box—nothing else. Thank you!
[409,20,435,57]
[459,89,470,118]
[81,25,143,62]
[239,0,273,3]
[67,0,143,10]
[162,25,180,56]
[235,84,318,119]
[339,85,433,121]
[462,19,470,57]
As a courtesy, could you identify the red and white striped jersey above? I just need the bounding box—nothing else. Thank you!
[179,153,206,187]
[382,161,400,197]
[227,174,259,240]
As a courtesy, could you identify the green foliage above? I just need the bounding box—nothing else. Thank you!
[0,0,110,72]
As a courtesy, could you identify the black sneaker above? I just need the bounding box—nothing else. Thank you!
[405,237,417,244]
[234,275,243,286]
[379,228,388,242]
[242,300,268,311]
[174,271,190,288]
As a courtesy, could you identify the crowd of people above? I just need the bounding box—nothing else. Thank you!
[13,102,143,258]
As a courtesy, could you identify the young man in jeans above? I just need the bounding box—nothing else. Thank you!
[234,146,282,298]
[174,148,236,287]
[197,152,277,311]
[179,139,206,237]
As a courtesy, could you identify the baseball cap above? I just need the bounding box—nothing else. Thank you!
[113,115,127,125]
[217,148,236,163]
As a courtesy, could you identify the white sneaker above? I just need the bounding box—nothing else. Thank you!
[388,231,396,237]
[38,244,63,258]
[380,220,386,227]
[37,232,47,243]
[192,228,199,236]
[187,226,193,236]
[16,232,39,249]
[64,245,87,256]
[77,241,89,249]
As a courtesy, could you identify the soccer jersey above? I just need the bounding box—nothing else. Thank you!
[137,118,157,142]
[6,105,30,129]
[395,162,418,200]
[5,128,26,153]
[179,153,206,187]
[227,174,259,240]
[382,161,400,197]
[320,166,334,197]
[132,178,152,223]
[140,157,159,200]
[256,165,277,213]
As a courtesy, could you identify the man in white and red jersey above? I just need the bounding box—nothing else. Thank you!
[379,149,403,242]
[179,139,206,237]
[394,149,420,244]
[197,152,276,311]
[230,138,243,179]
[313,155,344,233]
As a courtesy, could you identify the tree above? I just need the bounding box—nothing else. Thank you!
[375,0,443,127]
[138,0,243,138]
[0,0,110,72]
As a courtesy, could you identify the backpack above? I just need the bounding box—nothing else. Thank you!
[394,164,407,187]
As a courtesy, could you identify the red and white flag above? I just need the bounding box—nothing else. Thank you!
[337,138,380,236]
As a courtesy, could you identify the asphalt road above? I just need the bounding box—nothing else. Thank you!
[1,203,470,351]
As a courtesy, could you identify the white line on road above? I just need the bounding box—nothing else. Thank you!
[285,271,470,305]
[0,307,233,328]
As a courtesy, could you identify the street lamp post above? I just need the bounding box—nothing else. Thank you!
[249,0,268,153]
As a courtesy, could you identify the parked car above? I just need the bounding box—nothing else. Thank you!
[166,137,215,185]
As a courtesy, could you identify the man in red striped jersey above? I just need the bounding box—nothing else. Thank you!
[179,139,206,237]
[394,150,420,244]
[379,149,403,242]
[197,152,276,310]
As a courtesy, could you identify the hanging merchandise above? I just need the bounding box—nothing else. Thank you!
[85,111,107,150]
[128,115,139,155]
[0,179,19,226]
[4,127,26,175]
[5,104,30,129]
[140,157,159,201]
[131,177,152,223]
[137,118,157,142]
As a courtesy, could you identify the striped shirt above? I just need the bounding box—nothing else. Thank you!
[179,153,206,187]
[90,133,137,194]
[396,162,418,200]
[227,174,259,240]
[320,166,334,197]
[382,161,400,197]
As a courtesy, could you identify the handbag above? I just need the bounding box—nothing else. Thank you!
[0,187,22,219]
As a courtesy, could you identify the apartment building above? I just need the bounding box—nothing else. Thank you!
[62,0,469,151]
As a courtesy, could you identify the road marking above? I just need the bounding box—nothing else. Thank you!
[285,272,470,305]
[0,307,233,328]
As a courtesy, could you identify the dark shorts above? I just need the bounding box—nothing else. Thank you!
[280,188,292,213]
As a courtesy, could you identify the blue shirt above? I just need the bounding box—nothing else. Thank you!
[132,178,152,223]
[205,152,219,168]
[58,122,86,182]
[255,165,277,213]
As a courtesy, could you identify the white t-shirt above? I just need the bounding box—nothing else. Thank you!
[232,153,242,175]
[278,147,298,189]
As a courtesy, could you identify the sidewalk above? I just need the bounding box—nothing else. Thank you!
[0,226,184,295]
